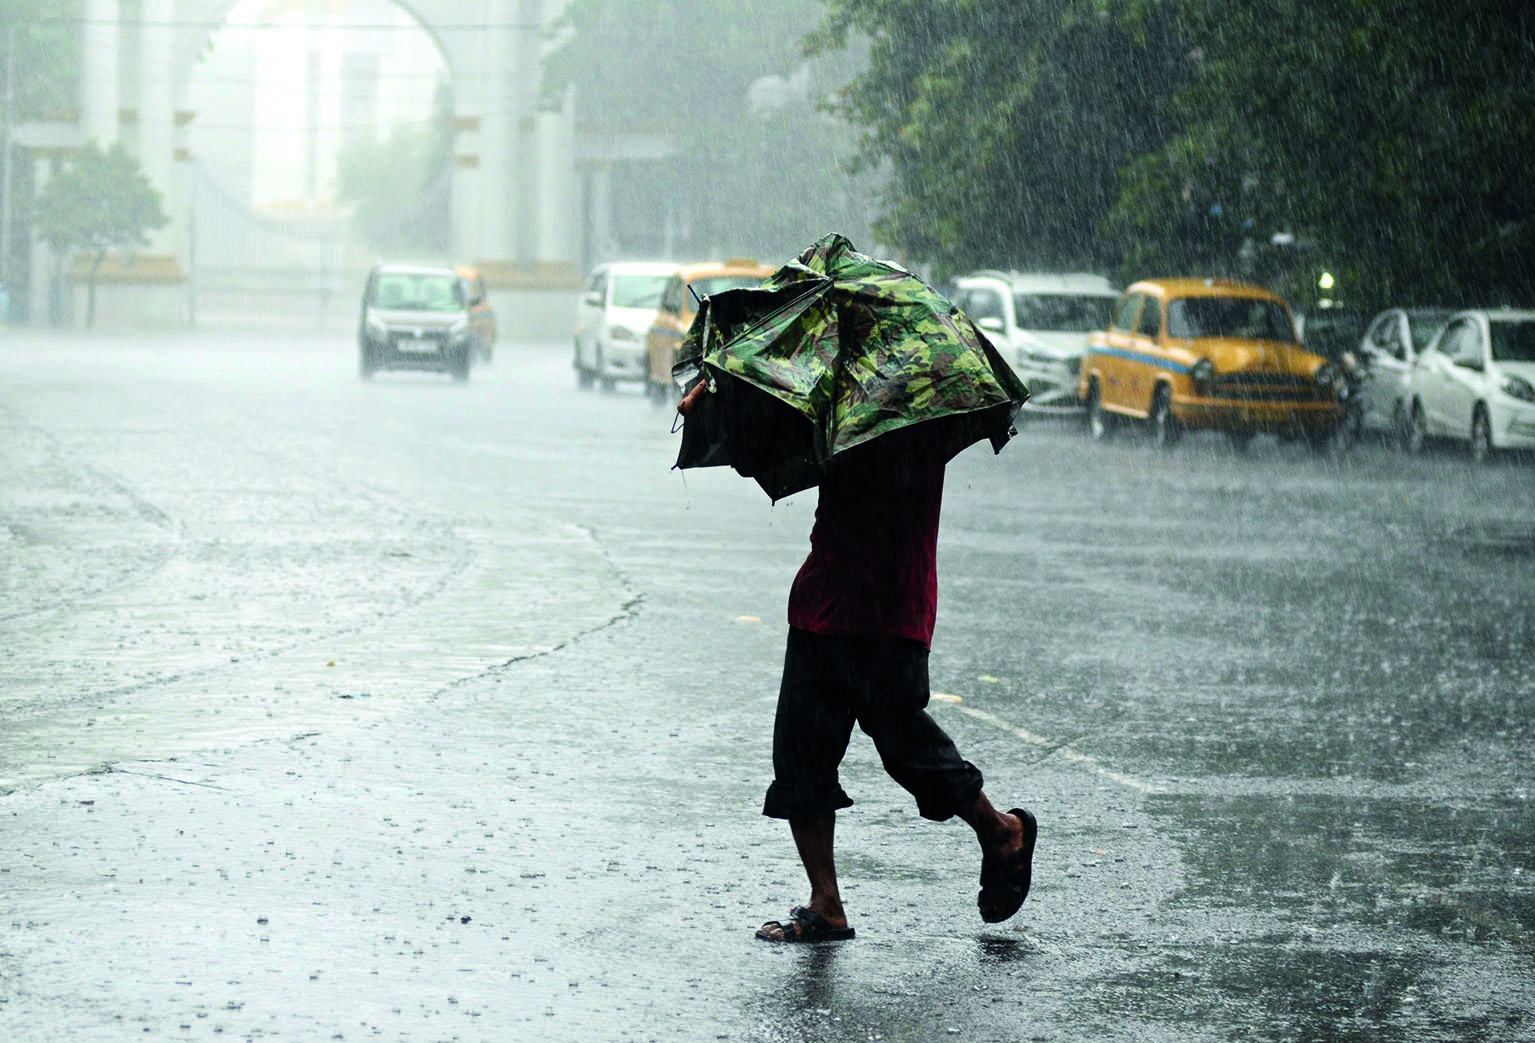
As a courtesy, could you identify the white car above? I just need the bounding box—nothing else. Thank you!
[1353,307,1453,435]
[950,271,1119,413]
[574,261,677,391]
[1401,308,1535,461]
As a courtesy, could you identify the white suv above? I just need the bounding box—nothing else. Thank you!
[573,261,678,391]
[951,271,1119,413]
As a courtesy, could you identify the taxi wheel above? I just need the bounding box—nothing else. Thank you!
[1470,406,1494,463]
[1086,381,1114,442]
[1226,430,1255,453]
[1148,386,1180,448]
[1306,426,1340,457]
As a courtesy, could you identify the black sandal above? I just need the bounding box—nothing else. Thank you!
[755,906,855,943]
[977,807,1037,924]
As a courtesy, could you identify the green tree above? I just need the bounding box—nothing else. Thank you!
[32,142,169,328]
[1110,0,1535,308]
[807,0,1188,277]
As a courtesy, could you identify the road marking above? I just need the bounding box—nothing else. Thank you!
[947,704,1161,794]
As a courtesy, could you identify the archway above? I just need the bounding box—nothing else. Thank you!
[181,0,453,329]
[38,0,578,331]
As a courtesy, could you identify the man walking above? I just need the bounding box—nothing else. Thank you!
[681,384,1036,942]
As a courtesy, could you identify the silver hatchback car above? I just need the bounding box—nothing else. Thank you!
[358,263,483,381]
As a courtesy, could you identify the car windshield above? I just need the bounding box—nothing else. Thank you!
[1406,310,1454,351]
[370,273,463,312]
[1489,319,1535,362]
[1012,293,1115,332]
[686,275,766,306]
[611,274,670,309]
[1167,296,1292,341]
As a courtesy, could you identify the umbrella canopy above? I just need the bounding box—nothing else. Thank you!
[673,233,1030,500]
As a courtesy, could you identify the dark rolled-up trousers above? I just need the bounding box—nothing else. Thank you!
[762,627,984,822]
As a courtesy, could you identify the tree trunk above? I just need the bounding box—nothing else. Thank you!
[87,250,104,329]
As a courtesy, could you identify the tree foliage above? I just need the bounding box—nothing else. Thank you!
[0,1,79,119]
[32,143,169,327]
[1112,0,1535,306]
[807,0,1187,276]
[812,0,1535,308]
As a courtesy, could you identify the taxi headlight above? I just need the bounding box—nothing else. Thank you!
[1313,362,1339,388]
[1500,374,1535,402]
[608,326,637,343]
[1190,358,1215,383]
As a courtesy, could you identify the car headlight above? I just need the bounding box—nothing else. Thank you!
[448,317,471,339]
[1190,358,1215,383]
[608,326,637,343]
[366,316,388,338]
[1500,374,1535,402]
[1313,362,1338,388]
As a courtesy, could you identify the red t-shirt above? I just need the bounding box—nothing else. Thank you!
[786,433,946,648]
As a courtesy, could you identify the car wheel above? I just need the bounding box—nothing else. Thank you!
[1086,380,1113,442]
[1403,400,1427,455]
[575,341,594,389]
[1470,406,1494,463]
[450,347,471,383]
[359,346,375,380]
[1226,430,1255,453]
[1148,385,1180,448]
[1392,402,1412,452]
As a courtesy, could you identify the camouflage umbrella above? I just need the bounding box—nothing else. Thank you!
[672,233,1030,500]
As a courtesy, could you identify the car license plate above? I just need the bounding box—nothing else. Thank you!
[395,333,440,353]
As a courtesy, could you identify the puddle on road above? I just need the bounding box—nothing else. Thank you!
[1149,791,1535,945]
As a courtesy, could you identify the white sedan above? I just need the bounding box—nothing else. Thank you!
[1401,308,1535,461]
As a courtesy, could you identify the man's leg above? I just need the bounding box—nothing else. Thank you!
[756,811,849,941]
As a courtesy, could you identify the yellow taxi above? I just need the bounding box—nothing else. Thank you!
[1078,278,1342,450]
[454,265,498,364]
[644,258,775,403]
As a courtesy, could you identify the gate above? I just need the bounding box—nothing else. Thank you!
[187,159,452,333]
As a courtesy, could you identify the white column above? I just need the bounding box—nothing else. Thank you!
[534,101,575,265]
[81,0,121,146]
[468,0,515,263]
[137,0,177,256]
[590,162,613,265]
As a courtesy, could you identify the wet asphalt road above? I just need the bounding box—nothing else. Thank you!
[1,332,1532,1042]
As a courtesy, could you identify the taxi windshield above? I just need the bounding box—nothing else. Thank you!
[689,275,766,304]
[370,273,463,312]
[1167,296,1292,341]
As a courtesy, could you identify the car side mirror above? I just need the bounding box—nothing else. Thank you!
[977,316,1005,334]
[583,291,601,307]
